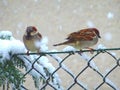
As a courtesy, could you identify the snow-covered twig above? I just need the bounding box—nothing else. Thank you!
[0,31,63,90]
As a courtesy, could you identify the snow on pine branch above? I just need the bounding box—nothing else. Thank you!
[0,31,26,63]
[0,30,63,90]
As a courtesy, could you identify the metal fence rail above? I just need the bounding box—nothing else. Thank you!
[14,48,120,90]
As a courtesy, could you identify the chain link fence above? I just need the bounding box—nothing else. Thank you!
[2,48,120,90]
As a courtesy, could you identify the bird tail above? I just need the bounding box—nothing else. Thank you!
[53,41,69,46]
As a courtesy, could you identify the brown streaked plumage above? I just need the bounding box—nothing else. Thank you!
[23,26,42,54]
[53,28,101,50]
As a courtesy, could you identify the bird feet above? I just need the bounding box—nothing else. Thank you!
[86,47,94,54]
[26,51,30,55]
[78,50,83,56]
[78,48,94,56]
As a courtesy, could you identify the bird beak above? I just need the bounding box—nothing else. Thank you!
[98,35,101,38]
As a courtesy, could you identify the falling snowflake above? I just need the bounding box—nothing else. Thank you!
[104,32,112,41]
[86,20,95,27]
[107,12,114,19]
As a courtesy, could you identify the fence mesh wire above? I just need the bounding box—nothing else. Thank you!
[11,48,120,90]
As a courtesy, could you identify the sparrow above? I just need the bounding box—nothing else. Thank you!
[23,26,42,55]
[53,28,101,52]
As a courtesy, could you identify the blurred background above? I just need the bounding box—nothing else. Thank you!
[0,0,120,90]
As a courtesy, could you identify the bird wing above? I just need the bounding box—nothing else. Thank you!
[37,32,42,39]
[66,29,96,41]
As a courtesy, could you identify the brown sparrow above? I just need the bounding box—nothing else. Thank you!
[23,26,42,54]
[53,28,101,51]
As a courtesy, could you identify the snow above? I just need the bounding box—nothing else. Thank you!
[0,30,62,89]
[50,49,88,89]
[17,22,24,29]
[57,5,60,9]
[57,0,61,3]
[81,53,99,71]
[0,30,118,90]
[73,9,77,14]
[62,45,99,70]
[0,39,26,63]
[26,61,45,78]
[106,78,119,90]
[0,40,11,62]
[49,49,75,75]
[33,63,47,77]
[10,40,26,54]
[104,32,112,41]
[61,45,118,89]
[34,55,62,89]
[63,46,76,52]
[56,0,61,11]
[62,45,98,70]
[110,52,116,56]
[34,36,48,52]
[2,0,8,6]
[107,12,114,19]
[97,44,116,56]
[97,44,106,49]
[0,30,13,40]
[34,0,38,2]
[49,49,63,62]
[13,9,18,14]
[37,56,57,74]
[0,31,26,63]
[86,20,95,27]
[90,5,94,9]
[58,25,63,31]
[38,56,49,64]
[16,30,20,35]
[22,47,62,89]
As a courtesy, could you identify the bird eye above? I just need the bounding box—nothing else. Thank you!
[93,29,101,38]
[32,26,37,31]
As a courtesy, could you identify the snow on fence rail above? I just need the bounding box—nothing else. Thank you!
[8,48,120,90]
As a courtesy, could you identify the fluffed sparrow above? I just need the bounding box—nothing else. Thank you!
[23,26,42,54]
[53,28,101,51]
